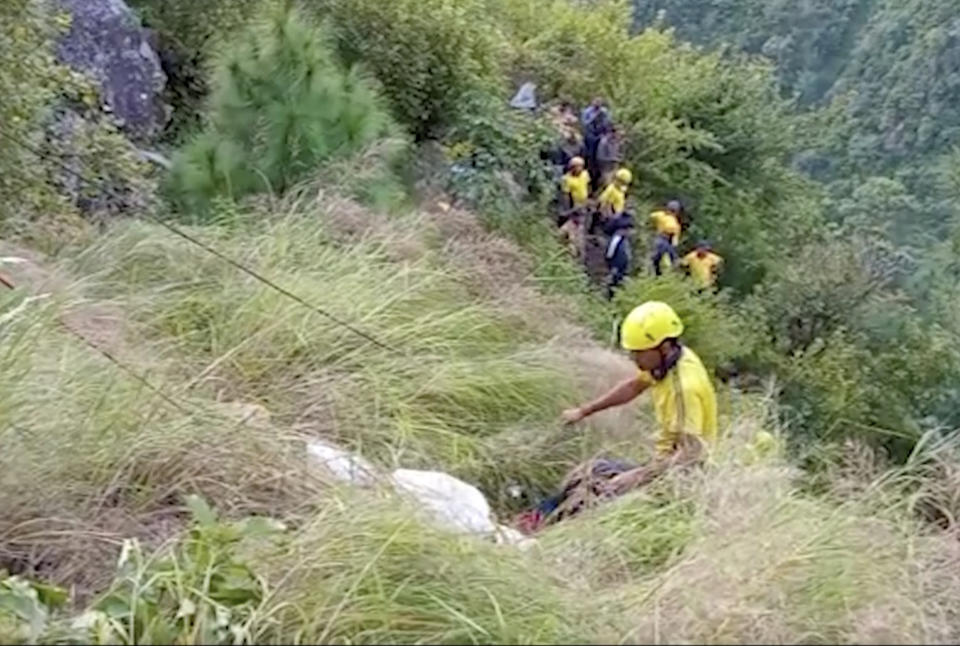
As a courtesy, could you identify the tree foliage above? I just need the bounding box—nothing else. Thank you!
[307,0,505,140]
[634,0,960,249]
[744,231,960,453]
[167,4,405,216]
[631,0,871,105]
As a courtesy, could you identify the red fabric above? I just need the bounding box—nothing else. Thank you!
[513,509,545,536]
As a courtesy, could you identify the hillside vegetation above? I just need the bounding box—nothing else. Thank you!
[633,0,960,248]
[2,0,960,643]
[5,167,960,645]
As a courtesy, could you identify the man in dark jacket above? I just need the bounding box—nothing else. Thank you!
[580,96,610,129]
[603,212,635,299]
[584,110,611,193]
[596,125,622,189]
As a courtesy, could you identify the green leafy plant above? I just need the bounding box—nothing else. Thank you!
[0,0,154,247]
[75,496,285,645]
[0,572,67,644]
[444,92,556,213]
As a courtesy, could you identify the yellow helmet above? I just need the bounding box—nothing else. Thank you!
[620,301,684,351]
[615,168,633,185]
[569,156,585,169]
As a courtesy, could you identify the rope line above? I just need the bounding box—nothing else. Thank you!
[0,271,192,415]
[0,129,392,351]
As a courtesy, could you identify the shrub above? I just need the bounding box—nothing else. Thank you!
[0,0,68,232]
[743,231,960,454]
[166,4,406,216]
[309,0,505,140]
[443,91,556,213]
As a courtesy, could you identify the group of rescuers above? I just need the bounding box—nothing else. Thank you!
[547,97,723,299]
[524,98,734,529]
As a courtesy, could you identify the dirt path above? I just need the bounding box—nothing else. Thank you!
[582,234,609,286]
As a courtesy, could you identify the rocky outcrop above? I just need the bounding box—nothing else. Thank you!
[56,0,169,140]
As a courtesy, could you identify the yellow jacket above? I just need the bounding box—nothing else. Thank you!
[649,210,681,246]
[638,347,718,457]
[561,171,590,207]
[681,251,723,288]
[598,183,626,216]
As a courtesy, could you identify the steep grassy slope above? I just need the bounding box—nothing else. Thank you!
[0,185,634,594]
[2,189,960,643]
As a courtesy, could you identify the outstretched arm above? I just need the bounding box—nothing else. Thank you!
[606,433,704,495]
[562,375,647,424]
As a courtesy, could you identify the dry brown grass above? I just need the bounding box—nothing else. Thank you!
[6,191,960,645]
[0,189,637,606]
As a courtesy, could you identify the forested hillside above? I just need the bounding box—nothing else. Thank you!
[4,0,960,642]
[633,0,960,249]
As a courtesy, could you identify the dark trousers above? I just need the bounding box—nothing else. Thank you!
[606,237,629,299]
[651,235,678,276]
[584,137,601,193]
[606,265,626,300]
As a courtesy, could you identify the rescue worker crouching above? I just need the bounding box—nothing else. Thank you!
[681,240,723,291]
[561,301,718,495]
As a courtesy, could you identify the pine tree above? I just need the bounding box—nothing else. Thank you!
[168,3,400,214]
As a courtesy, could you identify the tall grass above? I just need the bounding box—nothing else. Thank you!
[2,188,960,643]
[0,187,637,602]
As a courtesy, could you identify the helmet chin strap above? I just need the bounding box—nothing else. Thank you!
[650,340,683,381]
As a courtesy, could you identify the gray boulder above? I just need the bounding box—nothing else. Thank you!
[56,0,169,140]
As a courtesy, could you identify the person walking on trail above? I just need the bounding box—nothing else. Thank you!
[591,167,631,236]
[603,212,635,299]
[649,200,683,276]
[596,125,623,189]
[681,240,723,291]
[582,99,611,192]
[580,96,609,129]
[598,168,631,219]
[560,156,590,214]
[561,301,718,496]
[558,207,587,259]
